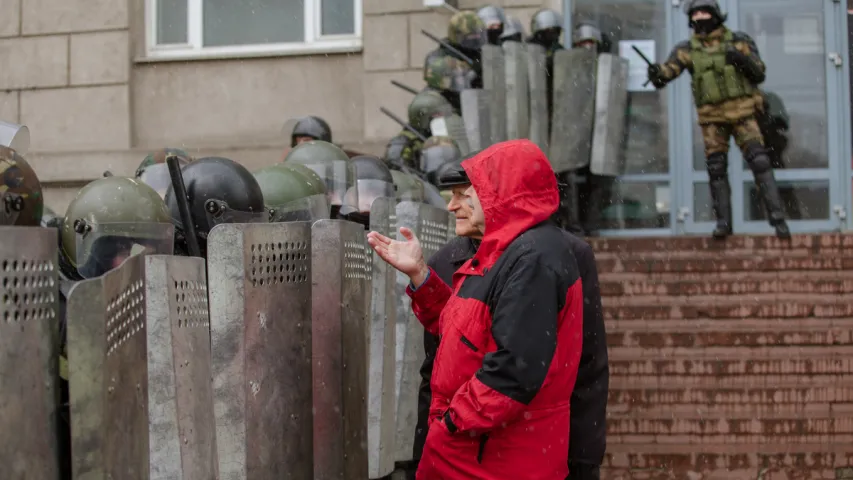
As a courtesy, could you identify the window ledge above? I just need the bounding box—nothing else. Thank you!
[135,40,363,63]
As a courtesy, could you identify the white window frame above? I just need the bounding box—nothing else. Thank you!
[143,0,362,61]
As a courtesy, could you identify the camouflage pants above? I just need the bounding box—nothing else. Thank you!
[700,116,764,157]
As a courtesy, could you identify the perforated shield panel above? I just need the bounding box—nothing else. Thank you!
[0,226,60,479]
[207,222,313,479]
[145,255,217,479]
[311,219,371,479]
[393,202,454,462]
[68,254,149,479]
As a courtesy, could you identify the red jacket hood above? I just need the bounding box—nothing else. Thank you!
[460,139,558,272]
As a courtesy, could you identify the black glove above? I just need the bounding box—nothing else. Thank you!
[725,46,765,83]
[725,46,748,65]
[647,64,666,88]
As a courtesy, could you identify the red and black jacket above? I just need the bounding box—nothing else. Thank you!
[407,139,584,479]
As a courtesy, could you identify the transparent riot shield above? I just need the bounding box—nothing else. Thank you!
[429,114,471,155]
[461,89,492,152]
[207,222,313,479]
[68,254,150,479]
[144,255,217,479]
[549,48,596,174]
[367,197,398,478]
[481,44,507,144]
[393,201,454,463]
[311,220,371,480]
[590,53,630,177]
[503,41,530,140]
[0,121,30,154]
[527,43,550,153]
[0,226,60,479]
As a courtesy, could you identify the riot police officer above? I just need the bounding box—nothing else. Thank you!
[290,115,333,146]
[419,136,462,186]
[254,163,330,222]
[476,4,506,45]
[423,11,486,112]
[284,140,359,219]
[646,0,790,239]
[384,90,455,171]
[135,148,193,199]
[164,156,268,256]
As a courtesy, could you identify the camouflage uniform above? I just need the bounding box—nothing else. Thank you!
[384,90,454,170]
[649,1,789,239]
[385,130,424,171]
[423,11,485,112]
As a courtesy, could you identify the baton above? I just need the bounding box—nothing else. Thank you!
[421,30,476,67]
[379,107,429,143]
[631,45,654,88]
[166,154,202,258]
[391,80,419,95]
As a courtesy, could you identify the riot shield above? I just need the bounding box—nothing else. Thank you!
[549,48,596,174]
[481,44,507,144]
[429,114,470,155]
[393,201,454,463]
[68,254,149,479]
[0,227,60,479]
[311,220,371,480]
[504,41,529,140]
[460,89,492,152]
[207,223,313,479]
[144,255,217,479]
[527,43,550,153]
[590,53,630,176]
[367,197,397,479]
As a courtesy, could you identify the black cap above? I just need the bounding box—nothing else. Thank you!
[435,160,469,189]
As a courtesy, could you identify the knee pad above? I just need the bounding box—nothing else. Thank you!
[705,153,728,180]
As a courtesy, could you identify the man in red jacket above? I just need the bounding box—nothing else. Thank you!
[368,139,584,479]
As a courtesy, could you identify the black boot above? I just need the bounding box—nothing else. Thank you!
[709,178,733,239]
[754,170,791,239]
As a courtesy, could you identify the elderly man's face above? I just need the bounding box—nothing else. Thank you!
[463,184,485,234]
[447,184,482,238]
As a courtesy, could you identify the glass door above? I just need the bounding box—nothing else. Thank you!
[680,0,848,234]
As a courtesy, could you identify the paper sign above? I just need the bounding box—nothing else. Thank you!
[619,40,656,92]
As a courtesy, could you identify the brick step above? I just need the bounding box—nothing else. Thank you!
[608,358,853,377]
[606,319,853,348]
[608,417,853,436]
[603,299,853,320]
[595,254,853,274]
[610,387,853,406]
[602,450,853,467]
[612,374,852,389]
[588,233,853,254]
[600,274,853,296]
[607,403,853,419]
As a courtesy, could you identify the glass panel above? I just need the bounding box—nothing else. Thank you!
[157,0,188,44]
[744,180,830,221]
[321,0,354,35]
[738,0,828,169]
[574,0,670,174]
[692,182,715,222]
[601,181,671,230]
[203,0,304,47]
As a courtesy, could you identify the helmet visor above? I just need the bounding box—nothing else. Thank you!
[457,29,487,50]
[0,121,30,155]
[573,24,602,44]
[293,160,357,211]
[204,200,270,227]
[137,163,173,200]
[345,179,396,214]
[1,192,22,226]
[421,145,459,174]
[269,194,330,222]
[75,222,175,279]
[420,179,448,208]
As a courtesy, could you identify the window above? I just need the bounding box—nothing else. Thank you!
[146,0,362,60]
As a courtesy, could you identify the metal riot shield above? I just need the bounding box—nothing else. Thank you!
[430,114,471,155]
[504,41,530,140]
[311,220,371,480]
[367,198,397,479]
[460,89,492,152]
[527,43,550,153]
[549,48,596,174]
[0,227,60,479]
[144,255,217,479]
[481,44,507,144]
[68,254,149,479]
[393,201,454,463]
[207,222,313,479]
[590,53,630,176]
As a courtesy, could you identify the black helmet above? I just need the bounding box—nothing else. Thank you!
[684,0,727,26]
[290,116,332,147]
[164,157,267,253]
[348,155,396,214]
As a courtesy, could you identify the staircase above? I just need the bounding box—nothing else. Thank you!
[590,234,853,480]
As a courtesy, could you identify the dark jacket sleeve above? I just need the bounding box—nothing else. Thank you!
[569,242,609,466]
[446,251,580,433]
[730,31,766,84]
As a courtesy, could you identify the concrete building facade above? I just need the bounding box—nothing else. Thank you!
[1,0,558,212]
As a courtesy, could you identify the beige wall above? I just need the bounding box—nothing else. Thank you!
[3,0,554,213]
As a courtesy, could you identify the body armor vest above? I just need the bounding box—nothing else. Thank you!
[690,30,754,107]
